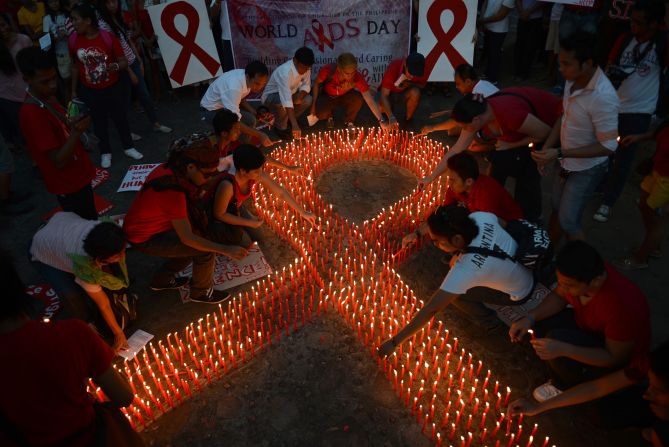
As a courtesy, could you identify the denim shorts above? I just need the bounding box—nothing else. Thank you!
[552,161,608,235]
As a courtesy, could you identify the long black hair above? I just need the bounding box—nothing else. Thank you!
[71,2,99,30]
[0,14,17,76]
[96,0,129,41]
[45,0,67,21]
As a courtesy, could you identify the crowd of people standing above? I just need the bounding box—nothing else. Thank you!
[0,0,669,445]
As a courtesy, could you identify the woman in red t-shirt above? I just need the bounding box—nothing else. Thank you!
[614,118,669,270]
[309,52,389,129]
[69,2,143,169]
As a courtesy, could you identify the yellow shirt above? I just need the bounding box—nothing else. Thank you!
[17,2,45,36]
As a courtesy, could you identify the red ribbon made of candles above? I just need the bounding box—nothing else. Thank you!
[160,1,221,85]
[423,0,468,78]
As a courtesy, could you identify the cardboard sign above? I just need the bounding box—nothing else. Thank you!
[119,330,155,360]
[26,284,61,321]
[117,163,161,192]
[177,242,272,302]
[148,0,223,88]
[91,167,110,189]
[227,0,411,88]
[416,0,477,81]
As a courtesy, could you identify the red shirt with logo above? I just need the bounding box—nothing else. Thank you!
[316,64,369,97]
[563,264,651,369]
[19,100,95,195]
[381,59,428,94]
[0,320,114,447]
[69,31,124,89]
[485,87,563,143]
[124,165,194,244]
[443,174,524,222]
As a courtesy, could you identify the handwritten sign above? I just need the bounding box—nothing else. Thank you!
[117,163,161,192]
[177,242,272,302]
[26,284,61,321]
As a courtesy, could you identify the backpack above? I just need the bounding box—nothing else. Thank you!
[463,219,553,280]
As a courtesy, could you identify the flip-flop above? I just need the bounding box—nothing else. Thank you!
[613,257,648,271]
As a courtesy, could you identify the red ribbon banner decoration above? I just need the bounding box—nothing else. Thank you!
[311,19,334,52]
[160,1,221,85]
[423,0,468,79]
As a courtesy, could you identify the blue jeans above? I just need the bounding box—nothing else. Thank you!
[559,9,600,40]
[552,161,608,236]
[601,113,652,208]
[129,59,158,125]
[262,92,312,130]
[32,260,95,322]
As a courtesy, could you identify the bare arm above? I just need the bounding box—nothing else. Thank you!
[541,115,562,150]
[361,90,384,122]
[87,288,127,352]
[171,218,248,258]
[95,367,135,407]
[239,99,256,115]
[260,172,314,223]
[563,338,635,368]
[422,130,476,185]
[310,80,321,115]
[379,87,395,121]
[518,114,553,141]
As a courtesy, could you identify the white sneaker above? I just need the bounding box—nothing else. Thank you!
[154,124,173,133]
[593,204,610,223]
[100,154,112,168]
[131,132,142,142]
[124,148,144,160]
[533,381,562,402]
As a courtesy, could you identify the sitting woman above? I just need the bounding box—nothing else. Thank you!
[207,143,315,245]
[30,212,130,352]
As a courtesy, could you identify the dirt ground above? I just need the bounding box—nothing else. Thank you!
[3,41,667,447]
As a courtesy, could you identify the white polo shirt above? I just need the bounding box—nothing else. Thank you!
[261,59,311,108]
[617,38,661,114]
[200,69,250,117]
[561,67,620,172]
[481,0,515,33]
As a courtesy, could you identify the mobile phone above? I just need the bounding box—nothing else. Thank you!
[67,99,90,120]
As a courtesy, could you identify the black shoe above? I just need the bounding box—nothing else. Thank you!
[190,288,232,304]
[149,276,189,291]
[274,126,292,141]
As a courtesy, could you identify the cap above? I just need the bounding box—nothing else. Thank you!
[406,53,426,77]
[169,132,219,168]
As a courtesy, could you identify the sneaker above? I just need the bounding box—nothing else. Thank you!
[100,154,112,168]
[533,382,562,402]
[345,122,355,129]
[124,148,144,160]
[154,124,173,133]
[149,276,189,291]
[593,205,610,223]
[131,132,142,142]
[327,117,335,129]
[190,288,232,304]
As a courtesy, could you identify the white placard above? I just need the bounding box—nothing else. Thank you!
[117,163,161,192]
[416,0,477,82]
[148,0,223,88]
[539,0,594,6]
[119,329,154,360]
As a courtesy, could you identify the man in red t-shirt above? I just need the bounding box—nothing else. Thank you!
[0,254,137,447]
[422,87,562,221]
[17,46,97,219]
[377,53,427,128]
[309,52,389,129]
[123,134,248,304]
[509,241,650,402]
[402,152,523,247]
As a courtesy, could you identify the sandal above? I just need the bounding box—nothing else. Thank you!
[613,257,648,271]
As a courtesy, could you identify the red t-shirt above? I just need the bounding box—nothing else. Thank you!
[220,139,241,158]
[19,100,96,195]
[653,125,669,177]
[69,31,124,89]
[317,64,369,97]
[0,320,114,447]
[563,264,651,367]
[380,59,428,94]
[443,174,524,222]
[485,87,563,143]
[123,165,191,244]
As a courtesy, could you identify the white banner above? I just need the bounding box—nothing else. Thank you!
[227,0,411,88]
[117,163,161,192]
[539,0,594,6]
[148,0,223,88]
[416,0,477,82]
